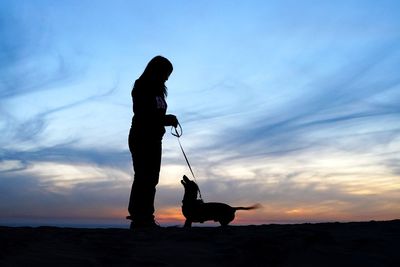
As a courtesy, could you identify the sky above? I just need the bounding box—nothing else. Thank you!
[1,0,399,227]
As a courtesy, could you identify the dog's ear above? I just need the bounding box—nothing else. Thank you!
[181,180,186,186]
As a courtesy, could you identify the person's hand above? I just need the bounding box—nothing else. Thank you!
[165,114,178,128]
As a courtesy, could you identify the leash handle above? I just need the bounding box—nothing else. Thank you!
[171,123,203,200]
[171,122,182,137]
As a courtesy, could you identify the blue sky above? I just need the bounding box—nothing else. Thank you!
[1,0,399,227]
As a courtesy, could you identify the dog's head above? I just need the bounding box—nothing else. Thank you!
[181,175,200,200]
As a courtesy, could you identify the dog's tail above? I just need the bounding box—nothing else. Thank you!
[233,203,262,211]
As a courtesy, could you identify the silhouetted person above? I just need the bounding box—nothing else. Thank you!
[127,56,178,229]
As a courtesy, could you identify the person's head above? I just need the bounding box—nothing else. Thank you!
[137,55,173,97]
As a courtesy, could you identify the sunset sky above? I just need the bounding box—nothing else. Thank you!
[1,0,399,227]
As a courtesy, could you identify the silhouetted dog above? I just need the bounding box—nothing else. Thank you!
[181,175,260,227]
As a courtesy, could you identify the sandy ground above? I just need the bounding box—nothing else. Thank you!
[0,220,399,267]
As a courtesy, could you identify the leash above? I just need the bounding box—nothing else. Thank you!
[171,123,203,200]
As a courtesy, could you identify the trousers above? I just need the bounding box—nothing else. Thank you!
[128,130,162,222]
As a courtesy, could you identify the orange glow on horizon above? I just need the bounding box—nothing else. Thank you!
[155,207,185,224]
[98,202,400,226]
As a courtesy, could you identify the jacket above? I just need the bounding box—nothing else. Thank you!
[130,79,167,140]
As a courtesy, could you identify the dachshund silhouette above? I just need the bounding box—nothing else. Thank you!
[181,175,260,227]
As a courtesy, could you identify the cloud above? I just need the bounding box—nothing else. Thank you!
[1,143,131,172]
[0,174,128,220]
[0,3,121,148]
[0,6,76,99]
[0,5,88,149]
[192,42,400,161]
[0,146,131,221]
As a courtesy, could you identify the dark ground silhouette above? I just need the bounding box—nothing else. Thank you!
[0,220,399,266]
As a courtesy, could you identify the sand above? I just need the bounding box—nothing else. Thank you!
[0,220,399,267]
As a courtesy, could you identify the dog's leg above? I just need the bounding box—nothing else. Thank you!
[219,212,235,227]
[184,219,192,228]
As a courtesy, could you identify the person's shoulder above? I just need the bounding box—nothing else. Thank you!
[133,78,143,89]
[133,80,156,100]
[134,79,154,91]
[133,79,145,95]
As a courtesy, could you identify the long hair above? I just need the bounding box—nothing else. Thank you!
[134,56,173,98]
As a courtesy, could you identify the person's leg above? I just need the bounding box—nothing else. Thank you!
[145,140,162,219]
[128,137,162,226]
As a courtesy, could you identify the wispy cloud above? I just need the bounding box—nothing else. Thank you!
[0,164,130,220]
[0,6,80,99]
[196,43,400,158]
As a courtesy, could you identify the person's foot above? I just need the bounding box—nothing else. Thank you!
[128,218,161,230]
